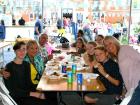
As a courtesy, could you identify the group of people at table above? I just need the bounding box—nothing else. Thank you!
[0,30,140,105]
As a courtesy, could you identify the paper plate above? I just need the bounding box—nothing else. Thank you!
[83,73,99,79]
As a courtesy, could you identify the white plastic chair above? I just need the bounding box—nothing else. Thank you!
[120,88,134,105]
[0,77,17,105]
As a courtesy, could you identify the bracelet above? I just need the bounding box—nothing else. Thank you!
[105,74,109,78]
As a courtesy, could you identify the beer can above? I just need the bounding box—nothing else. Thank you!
[62,65,67,73]
[77,73,83,85]
[67,72,73,84]
[72,64,77,74]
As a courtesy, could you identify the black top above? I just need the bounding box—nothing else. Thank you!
[18,18,25,25]
[94,59,123,95]
[4,61,36,98]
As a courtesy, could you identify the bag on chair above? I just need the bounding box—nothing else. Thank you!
[59,37,69,48]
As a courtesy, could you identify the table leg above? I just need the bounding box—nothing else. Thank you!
[58,92,67,105]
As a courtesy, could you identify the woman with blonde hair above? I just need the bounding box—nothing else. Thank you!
[24,40,44,85]
[103,36,140,105]
[82,41,97,71]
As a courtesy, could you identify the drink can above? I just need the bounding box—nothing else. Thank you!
[67,72,73,84]
[72,64,77,74]
[77,73,83,85]
[62,65,67,73]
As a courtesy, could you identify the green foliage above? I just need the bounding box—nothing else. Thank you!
[134,25,140,35]
[120,34,129,45]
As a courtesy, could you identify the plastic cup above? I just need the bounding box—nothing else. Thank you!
[72,64,77,74]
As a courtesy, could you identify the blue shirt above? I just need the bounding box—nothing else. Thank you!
[34,20,43,35]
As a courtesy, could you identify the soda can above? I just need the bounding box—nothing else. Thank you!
[77,73,83,85]
[67,72,73,84]
[72,64,77,74]
[62,65,67,73]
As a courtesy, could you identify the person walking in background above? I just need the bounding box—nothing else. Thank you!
[34,15,43,41]
[57,18,63,29]
[0,19,6,41]
[71,19,78,41]
[83,17,92,41]
[12,15,16,26]
[18,17,25,26]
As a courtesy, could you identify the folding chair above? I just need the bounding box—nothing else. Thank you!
[0,77,17,105]
[120,88,134,105]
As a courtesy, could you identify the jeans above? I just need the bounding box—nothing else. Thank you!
[34,35,39,42]
[128,81,140,105]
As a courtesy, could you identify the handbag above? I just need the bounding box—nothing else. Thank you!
[59,36,69,48]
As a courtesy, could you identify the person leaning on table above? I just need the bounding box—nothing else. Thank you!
[103,36,140,105]
[3,41,55,105]
[84,45,123,105]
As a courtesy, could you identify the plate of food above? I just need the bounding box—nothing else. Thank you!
[58,56,65,60]
[60,73,68,79]
[77,66,87,71]
[53,65,60,70]
[83,73,99,79]
[48,72,60,80]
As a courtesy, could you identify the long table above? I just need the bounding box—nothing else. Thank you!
[36,51,106,105]
[37,52,105,92]
[37,73,105,92]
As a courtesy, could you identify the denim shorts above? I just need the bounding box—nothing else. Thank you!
[128,81,140,105]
